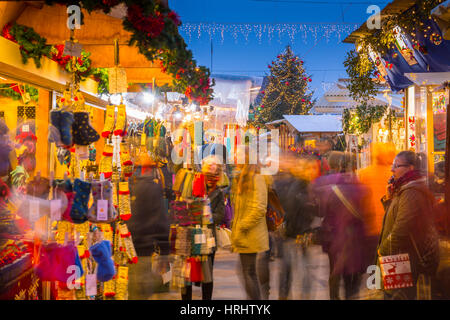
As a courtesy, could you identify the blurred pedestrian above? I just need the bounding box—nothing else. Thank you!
[357,143,396,268]
[231,154,269,300]
[377,151,439,300]
[274,153,318,300]
[311,151,370,300]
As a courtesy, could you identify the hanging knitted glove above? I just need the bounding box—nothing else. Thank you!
[113,104,127,137]
[59,111,74,147]
[118,182,131,221]
[89,240,115,282]
[99,144,114,179]
[87,180,117,223]
[49,110,62,145]
[102,104,115,138]
[70,178,91,224]
[72,112,100,146]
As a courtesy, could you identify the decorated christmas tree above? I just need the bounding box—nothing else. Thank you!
[251,46,315,127]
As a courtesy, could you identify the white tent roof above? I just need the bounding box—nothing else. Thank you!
[283,115,342,133]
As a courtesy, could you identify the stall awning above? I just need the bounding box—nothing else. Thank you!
[0,1,174,86]
[432,0,450,40]
[405,72,450,86]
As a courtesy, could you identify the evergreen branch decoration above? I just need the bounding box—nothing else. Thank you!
[0,84,39,104]
[43,0,214,104]
[342,103,388,135]
[343,50,378,103]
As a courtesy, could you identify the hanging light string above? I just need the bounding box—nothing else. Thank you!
[179,22,359,45]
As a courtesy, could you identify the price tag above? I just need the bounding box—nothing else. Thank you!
[195,233,206,244]
[50,199,62,221]
[108,67,127,94]
[207,237,216,249]
[162,269,172,284]
[63,40,83,57]
[29,200,40,222]
[22,125,29,133]
[85,274,97,296]
[97,200,108,221]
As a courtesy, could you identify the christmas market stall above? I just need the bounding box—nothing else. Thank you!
[0,0,213,300]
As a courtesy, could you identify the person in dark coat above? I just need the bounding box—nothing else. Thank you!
[127,160,171,300]
[274,154,318,300]
[377,151,439,300]
[311,151,370,300]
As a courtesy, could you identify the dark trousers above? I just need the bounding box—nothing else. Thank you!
[181,253,215,300]
[239,251,270,300]
[328,253,361,300]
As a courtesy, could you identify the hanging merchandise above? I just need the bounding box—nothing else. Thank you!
[99,144,114,179]
[72,111,100,146]
[102,104,116,138]
[118,182,131,221]
[113,103,127,137]
[87,180,117,223]
[69,178,92,224]
[89,240,115,282]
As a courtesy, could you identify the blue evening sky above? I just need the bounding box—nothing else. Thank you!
[170,0,391,99]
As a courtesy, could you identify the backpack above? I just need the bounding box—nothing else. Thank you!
[266,188,285,232]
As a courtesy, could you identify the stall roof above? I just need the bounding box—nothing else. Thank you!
[343,0,416,44]
[405,72,450,86]
[0,1,173,86]
[281,115,342,133]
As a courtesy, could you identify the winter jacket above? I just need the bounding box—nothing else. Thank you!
[377,178,438,278]
[127,175,170,256]
[311,172,370,275]
[231,174,269,254]
[272,172,317,239]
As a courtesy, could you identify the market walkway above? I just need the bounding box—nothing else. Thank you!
[148,245,381,300]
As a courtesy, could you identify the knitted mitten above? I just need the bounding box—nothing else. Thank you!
[57,147,71,166]
[87,180,117,223]
[118,182,131,221]
[70,178,91,224]
[113,104,127,137]
[72,112,100,146]
[102,104,115,138]
[60,111,74,147]
[49,110,62,145]
[99,144,114,179]
[89,240,115,282]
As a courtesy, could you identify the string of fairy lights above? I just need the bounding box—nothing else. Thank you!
[179,23,359,44]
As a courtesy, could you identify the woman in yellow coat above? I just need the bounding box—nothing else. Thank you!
[231,162,269,300]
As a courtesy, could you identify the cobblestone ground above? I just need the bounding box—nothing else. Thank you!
[149,245,383,300]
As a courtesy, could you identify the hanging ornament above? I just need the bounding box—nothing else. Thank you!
[302,99,305,102]
[268,65,272,68]
[261,90,265,95]
[430,33,442,46]
[308,78,312,82]
[261,104,264,108]
[285,82,289,86]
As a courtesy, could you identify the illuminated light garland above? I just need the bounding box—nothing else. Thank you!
[179,23,359,45]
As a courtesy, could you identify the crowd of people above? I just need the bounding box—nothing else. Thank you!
[117,138,445,300]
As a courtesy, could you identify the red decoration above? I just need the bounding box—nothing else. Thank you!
[127,4,165,39]
[308,78,312,82]
[168,11,181,26]
[261,90,265,94]
[1,23,15,42]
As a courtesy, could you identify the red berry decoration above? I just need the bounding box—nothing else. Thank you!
[308,78,312,82]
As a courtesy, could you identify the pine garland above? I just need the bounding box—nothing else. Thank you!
[0,83,39,104]
[42,0,214,103]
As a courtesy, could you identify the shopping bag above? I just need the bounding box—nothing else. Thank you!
[216,227,232,251]
[379,253,414,290]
